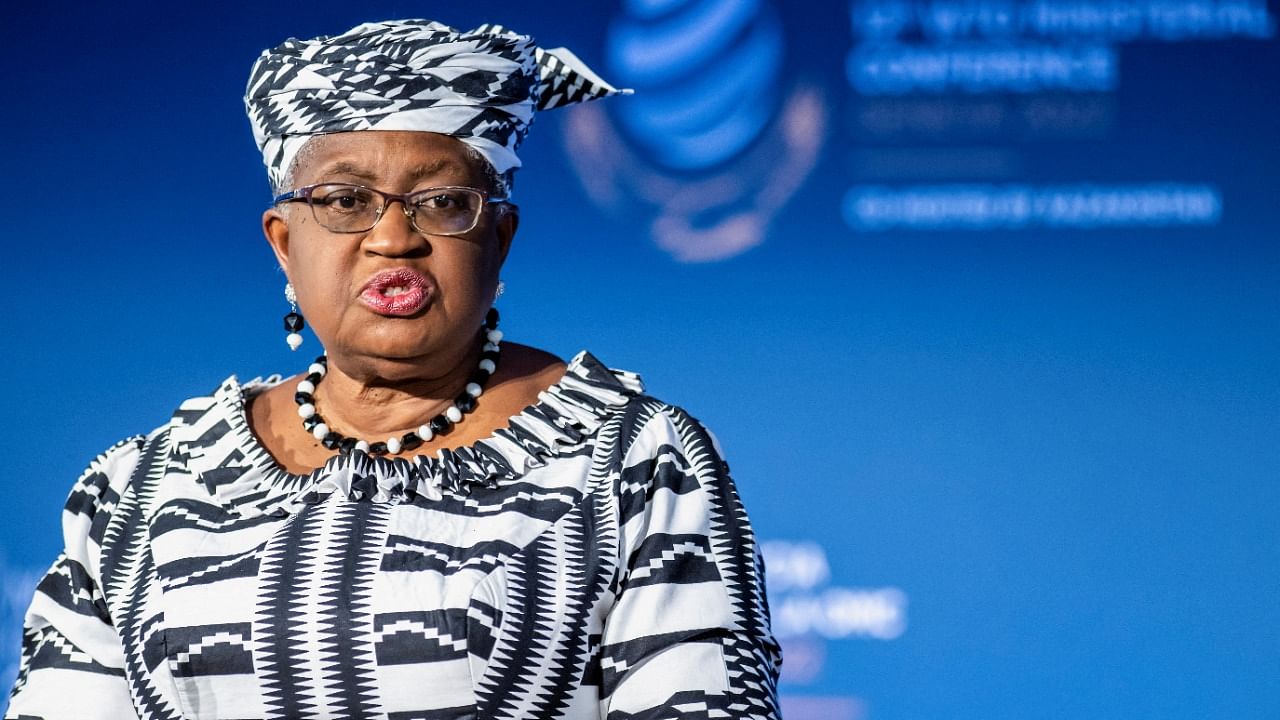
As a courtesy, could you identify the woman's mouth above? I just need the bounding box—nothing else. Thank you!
[359,267,431,316]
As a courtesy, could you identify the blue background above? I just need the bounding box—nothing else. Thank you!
[2,1,1278,718]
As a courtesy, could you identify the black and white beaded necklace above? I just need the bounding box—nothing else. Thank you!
[294,308,502,456]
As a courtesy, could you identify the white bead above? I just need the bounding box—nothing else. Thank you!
[445,406,463,423]
[483,342,500,353]
[312,423,329,440]
[297,403,315,419]
[308,363,326,376]
[479,359,496,373]
[486,329,503,343]
[418,424,434,442]
[386,437,402,454]
[466,382,483,397]
[286,333,303,351]
[355,440,370,453]
[296,380,315,394]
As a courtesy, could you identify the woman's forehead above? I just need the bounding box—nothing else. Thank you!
[297,131,478,184]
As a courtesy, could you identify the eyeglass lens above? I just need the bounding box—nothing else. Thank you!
[308,184,483,234]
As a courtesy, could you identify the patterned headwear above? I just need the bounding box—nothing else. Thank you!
[245,20,629,195]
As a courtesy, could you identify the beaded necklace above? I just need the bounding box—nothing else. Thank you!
[294,308,502,455]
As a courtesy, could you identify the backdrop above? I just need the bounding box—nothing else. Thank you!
[3,1,1278,718]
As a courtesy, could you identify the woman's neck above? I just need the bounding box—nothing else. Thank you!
[311,340,483,440]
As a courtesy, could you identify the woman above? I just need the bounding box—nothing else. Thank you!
[5,19,781,720]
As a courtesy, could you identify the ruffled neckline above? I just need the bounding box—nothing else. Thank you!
[172,351,643,518]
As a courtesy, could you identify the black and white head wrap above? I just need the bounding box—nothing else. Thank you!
[245,20,629,196]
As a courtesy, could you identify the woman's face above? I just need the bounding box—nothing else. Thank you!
[262,130,517,379]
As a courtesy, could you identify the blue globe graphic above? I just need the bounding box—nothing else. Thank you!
[606,0,784,171]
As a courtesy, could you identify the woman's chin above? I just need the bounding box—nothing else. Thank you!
[329,336,463,372]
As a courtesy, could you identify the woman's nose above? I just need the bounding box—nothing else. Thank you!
[362,200,428,255]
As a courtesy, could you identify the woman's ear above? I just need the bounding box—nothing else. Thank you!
[495,203,519,266]
[263,207,291,275]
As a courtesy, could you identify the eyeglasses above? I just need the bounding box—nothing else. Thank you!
[273,183,507,236]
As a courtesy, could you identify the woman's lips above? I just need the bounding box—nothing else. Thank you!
[359,267,431,316]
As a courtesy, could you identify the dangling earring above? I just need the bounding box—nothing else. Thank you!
[284,283,305,351]
[494,280,505,302]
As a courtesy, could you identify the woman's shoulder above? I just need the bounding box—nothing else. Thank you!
[60,427,163,534]
[71,435,148,488]
[65,370,253,484]
[78,371,293,491]
[550,352,727,470]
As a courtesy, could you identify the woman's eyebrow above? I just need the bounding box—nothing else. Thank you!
[315,159,462,183]
[317,160,378,181]
[406,159,461,181]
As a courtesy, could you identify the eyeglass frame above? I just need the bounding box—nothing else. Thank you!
[272,183,510,236]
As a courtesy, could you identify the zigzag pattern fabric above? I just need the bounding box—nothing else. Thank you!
[5,352,781,719]
[245,20,629,194]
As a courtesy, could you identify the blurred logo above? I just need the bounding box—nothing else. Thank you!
[764,539,902,719]
[841,0,1262,231]
[562,0,827,262]
[764,540,908,645]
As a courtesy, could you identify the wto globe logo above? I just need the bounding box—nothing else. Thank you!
[562,0,826,262]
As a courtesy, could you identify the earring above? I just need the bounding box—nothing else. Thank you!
[284,283,305,351]
[494,280,505,301]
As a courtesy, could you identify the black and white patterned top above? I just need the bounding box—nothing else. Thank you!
[5,352,781,719]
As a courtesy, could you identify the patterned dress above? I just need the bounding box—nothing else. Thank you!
[5,352,781,719]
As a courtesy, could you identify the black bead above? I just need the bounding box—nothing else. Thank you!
[284,312,305,332]
[302,416,319,431]
[321,433,341,450]
[294,392,312,405]
[306,372,323,385]
[470,369,490,385]
[485,307,499,328]
[456,395,477,413]
[430,416,452,434]
[369,441,388,455]
[338,437,357,454]
[481,350,500,364]
[401,433,423,451]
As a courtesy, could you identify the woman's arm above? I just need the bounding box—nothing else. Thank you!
[600,404,782,720]
[5,437,144,720]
